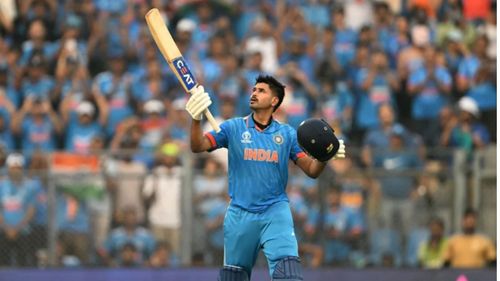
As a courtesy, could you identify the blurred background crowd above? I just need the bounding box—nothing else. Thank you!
[0,0,496,271]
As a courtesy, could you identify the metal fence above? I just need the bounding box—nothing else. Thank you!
[0,146,495,269]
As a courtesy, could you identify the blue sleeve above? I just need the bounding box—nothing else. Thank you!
[474,124,490,144]
[22,118,30,134]
[355,68,368,88]
[457,59,468,78]
[145,233,156,257]
[205,119,233,151]
[408,69,424,87]
[288,126,305,162]
[339,84,354,109]
[26,181,39,207]
[104,233,115,253]
[436,68,451,85]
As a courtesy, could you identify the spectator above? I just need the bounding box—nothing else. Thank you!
[386,16,411,70]
[99,207,156,267]
[117,242,141,267]
[278,63,319,129]
[244,18,279,74]
[0,153,38,266]
[11,96,62,156]
[203,194,228,265]
[130,60,166,104]
[213,54,248,117]
[192,156,226,263]
[142,142,182,257]
[407,45,452,146]
[456,35,491,93]
[87,135,115,252]
[440,96,490,153]
[92,53,135,138]
[0,82,15,152]
[319,79,354,137]
[108,140,147,224]
[314,188,364,266]
[149,242,174,268]
[137,99,169,153]
[18,19,58,68]
[56,190,91,266]
[443,208,496,268]
[64,101,105,154]
[418,217,448,269]
[465,66,496,141]
[167,98,190,143]
[330,6,357,69]
[362,104,422,167]
[0,61,20,109]
[19,52,55,102]
[372,125,423,238]
[27,150,49,266]
[355,49,399,134]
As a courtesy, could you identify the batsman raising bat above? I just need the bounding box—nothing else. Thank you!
[188,75,346,281]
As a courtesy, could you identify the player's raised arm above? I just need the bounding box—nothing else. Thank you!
[186,85,214,153]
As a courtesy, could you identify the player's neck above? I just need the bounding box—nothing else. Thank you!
[252,111,273,126]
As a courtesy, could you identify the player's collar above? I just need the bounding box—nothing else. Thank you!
[244,114,276,132]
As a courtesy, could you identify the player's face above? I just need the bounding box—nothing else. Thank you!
[249,83,278,111]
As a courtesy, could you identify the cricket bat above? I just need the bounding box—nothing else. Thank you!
[145,8,221,132]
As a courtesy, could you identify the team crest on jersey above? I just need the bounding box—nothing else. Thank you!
[241,131,252,143]
[273,134,283,145]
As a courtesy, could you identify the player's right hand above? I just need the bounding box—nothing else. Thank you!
[186,85,212,120]
[332,139,346,160]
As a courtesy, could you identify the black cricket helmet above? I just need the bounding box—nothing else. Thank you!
[297,118,340,162]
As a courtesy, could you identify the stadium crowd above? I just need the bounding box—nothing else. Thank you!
[0,0,496,269]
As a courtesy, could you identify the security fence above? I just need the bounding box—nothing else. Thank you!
[0,146,495,268]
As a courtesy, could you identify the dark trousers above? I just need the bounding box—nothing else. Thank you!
[0,231,34,266]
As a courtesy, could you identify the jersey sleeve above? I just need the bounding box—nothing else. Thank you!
[288,126,306,162]
[204,119,232,151]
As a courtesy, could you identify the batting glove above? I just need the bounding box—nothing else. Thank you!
[186,85,212,120]
[332,139,346,160]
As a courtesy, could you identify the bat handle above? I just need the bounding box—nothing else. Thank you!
[204,109,221,132]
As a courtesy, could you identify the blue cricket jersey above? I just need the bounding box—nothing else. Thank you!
[205,114,306,212]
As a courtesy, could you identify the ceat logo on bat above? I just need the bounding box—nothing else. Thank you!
[173,57,195,90]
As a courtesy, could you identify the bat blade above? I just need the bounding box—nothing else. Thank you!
[145,8,220,132]
[145,8,196,92]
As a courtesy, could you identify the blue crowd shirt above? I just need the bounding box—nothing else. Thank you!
[408,66,451,119]
[21,76,55,101]
[457,55,481,82]
[104,226,156,260]
[0,178,39,230]
[373,150,421,199]
[21,116,56,153]
[355,69,395,129]
[65,121,103,153]
[93,72,133,136]
[206,114,306,212]
[466,82,496,111]
[33,181,47,226]
[334,29,358,68]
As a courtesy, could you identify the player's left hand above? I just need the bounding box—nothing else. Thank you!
[332,139,346,160]
[186,85,212,120]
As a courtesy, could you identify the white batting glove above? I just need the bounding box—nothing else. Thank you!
[332,139,346,160]
[186,85,212,120]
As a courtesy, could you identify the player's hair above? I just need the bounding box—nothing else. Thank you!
[255,75,286,112]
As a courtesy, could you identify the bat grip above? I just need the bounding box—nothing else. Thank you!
[204,109,221,132]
